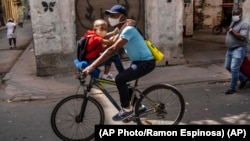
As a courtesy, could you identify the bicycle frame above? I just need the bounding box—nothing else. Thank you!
[77,76,140,112]
[51,73,185,141]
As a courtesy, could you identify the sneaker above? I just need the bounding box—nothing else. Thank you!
[112,108,133,121]
[101,73,114,81]
[239,79,248,89]
[225,89,236,95]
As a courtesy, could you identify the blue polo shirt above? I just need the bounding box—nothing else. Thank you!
[120,26,154,61]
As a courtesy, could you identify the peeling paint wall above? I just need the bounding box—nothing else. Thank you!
[183,0,193,37]
[30,0,76,76]
[242,0,250,43]
[30,0,188,76]
[193,0,223,29]
[145,0,185,66]
[202,0,223,28]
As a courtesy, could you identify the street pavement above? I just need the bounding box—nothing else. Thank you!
[1,20,250,131]
[1,21,250,141]
[0,20,249,103]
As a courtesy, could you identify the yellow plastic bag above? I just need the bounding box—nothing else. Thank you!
[145,40,164,62]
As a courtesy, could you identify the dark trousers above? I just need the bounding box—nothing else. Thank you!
[8,38,16,47]
[115,59,155,108]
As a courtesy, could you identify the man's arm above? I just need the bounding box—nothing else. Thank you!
[228,24,249,41]
[13,25,16,33]
[101,38,116,48]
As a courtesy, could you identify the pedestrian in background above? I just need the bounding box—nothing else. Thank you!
[18,14,24,28]
[6,18,17,49]
[224,8,249,95]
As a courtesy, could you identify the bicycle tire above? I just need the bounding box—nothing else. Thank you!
[134,84,185,125]
[212,25,223,35]
[51,95,105,141]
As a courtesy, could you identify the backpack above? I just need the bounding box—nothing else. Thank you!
[77,37,90,61]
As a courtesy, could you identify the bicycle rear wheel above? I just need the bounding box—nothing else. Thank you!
[51,95,105,141]
[134,84,185,125]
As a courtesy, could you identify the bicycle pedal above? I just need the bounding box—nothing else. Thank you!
[122,115,135,123]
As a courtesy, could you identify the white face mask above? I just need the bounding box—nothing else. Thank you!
[108,15,122,26]
[96,30,107,37]
[232,15,241,22]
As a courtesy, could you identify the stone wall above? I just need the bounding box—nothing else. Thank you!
[75,0,145,40]
[243,0,250,46]
[145,0,185,66]
[30,0,76,76]
[183,0,193,37]
[30,0,187,76]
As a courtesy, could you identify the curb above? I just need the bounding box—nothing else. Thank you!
[7,78,231,102]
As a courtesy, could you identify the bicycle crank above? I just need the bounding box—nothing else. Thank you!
[122,115,136,123]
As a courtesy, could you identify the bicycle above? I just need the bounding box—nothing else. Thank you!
[51,71,185,141]
[212,19,230,35]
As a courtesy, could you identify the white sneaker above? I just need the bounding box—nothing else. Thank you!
[101,73,114,81]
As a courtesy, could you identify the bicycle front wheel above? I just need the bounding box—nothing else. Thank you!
[135,84,185,125]
[51,95,105,141]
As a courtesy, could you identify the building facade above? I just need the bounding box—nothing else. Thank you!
[0,0,27,26]
[29,0,249,76]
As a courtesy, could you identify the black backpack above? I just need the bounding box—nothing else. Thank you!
[76,37,90,61]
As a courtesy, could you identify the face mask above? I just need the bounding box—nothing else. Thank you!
[96,30,107,37]
[108,15,122,26]
[232,15,241,22]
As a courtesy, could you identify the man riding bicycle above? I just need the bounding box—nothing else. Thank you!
[82,4,156,121]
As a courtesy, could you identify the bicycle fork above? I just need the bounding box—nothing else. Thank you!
[75,94,88,123]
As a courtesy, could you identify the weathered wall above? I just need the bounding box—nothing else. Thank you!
[145,0,185,66]
[193,0,223,29]
[243,0,250,43]
[30,0,187,76]
[30,0,76,76]
[183,1,193,37]
[75,0,145,40]
[242,0,250,22]
[202,0,223,28]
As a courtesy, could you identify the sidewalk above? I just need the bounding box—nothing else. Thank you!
[0,27,231,102]
[0,20,33,75]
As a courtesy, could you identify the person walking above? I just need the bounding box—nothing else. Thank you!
[18,14,24,28]
[224,8,249,95]
[82,4,155,121]
[6,18,17,49]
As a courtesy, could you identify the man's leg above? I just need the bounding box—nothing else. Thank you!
[227,47,246,93]
[8,38,12,49]
[113,60,155,121]
[116,60,155,109]
[225,49,232,72]
[13,38,16,48]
